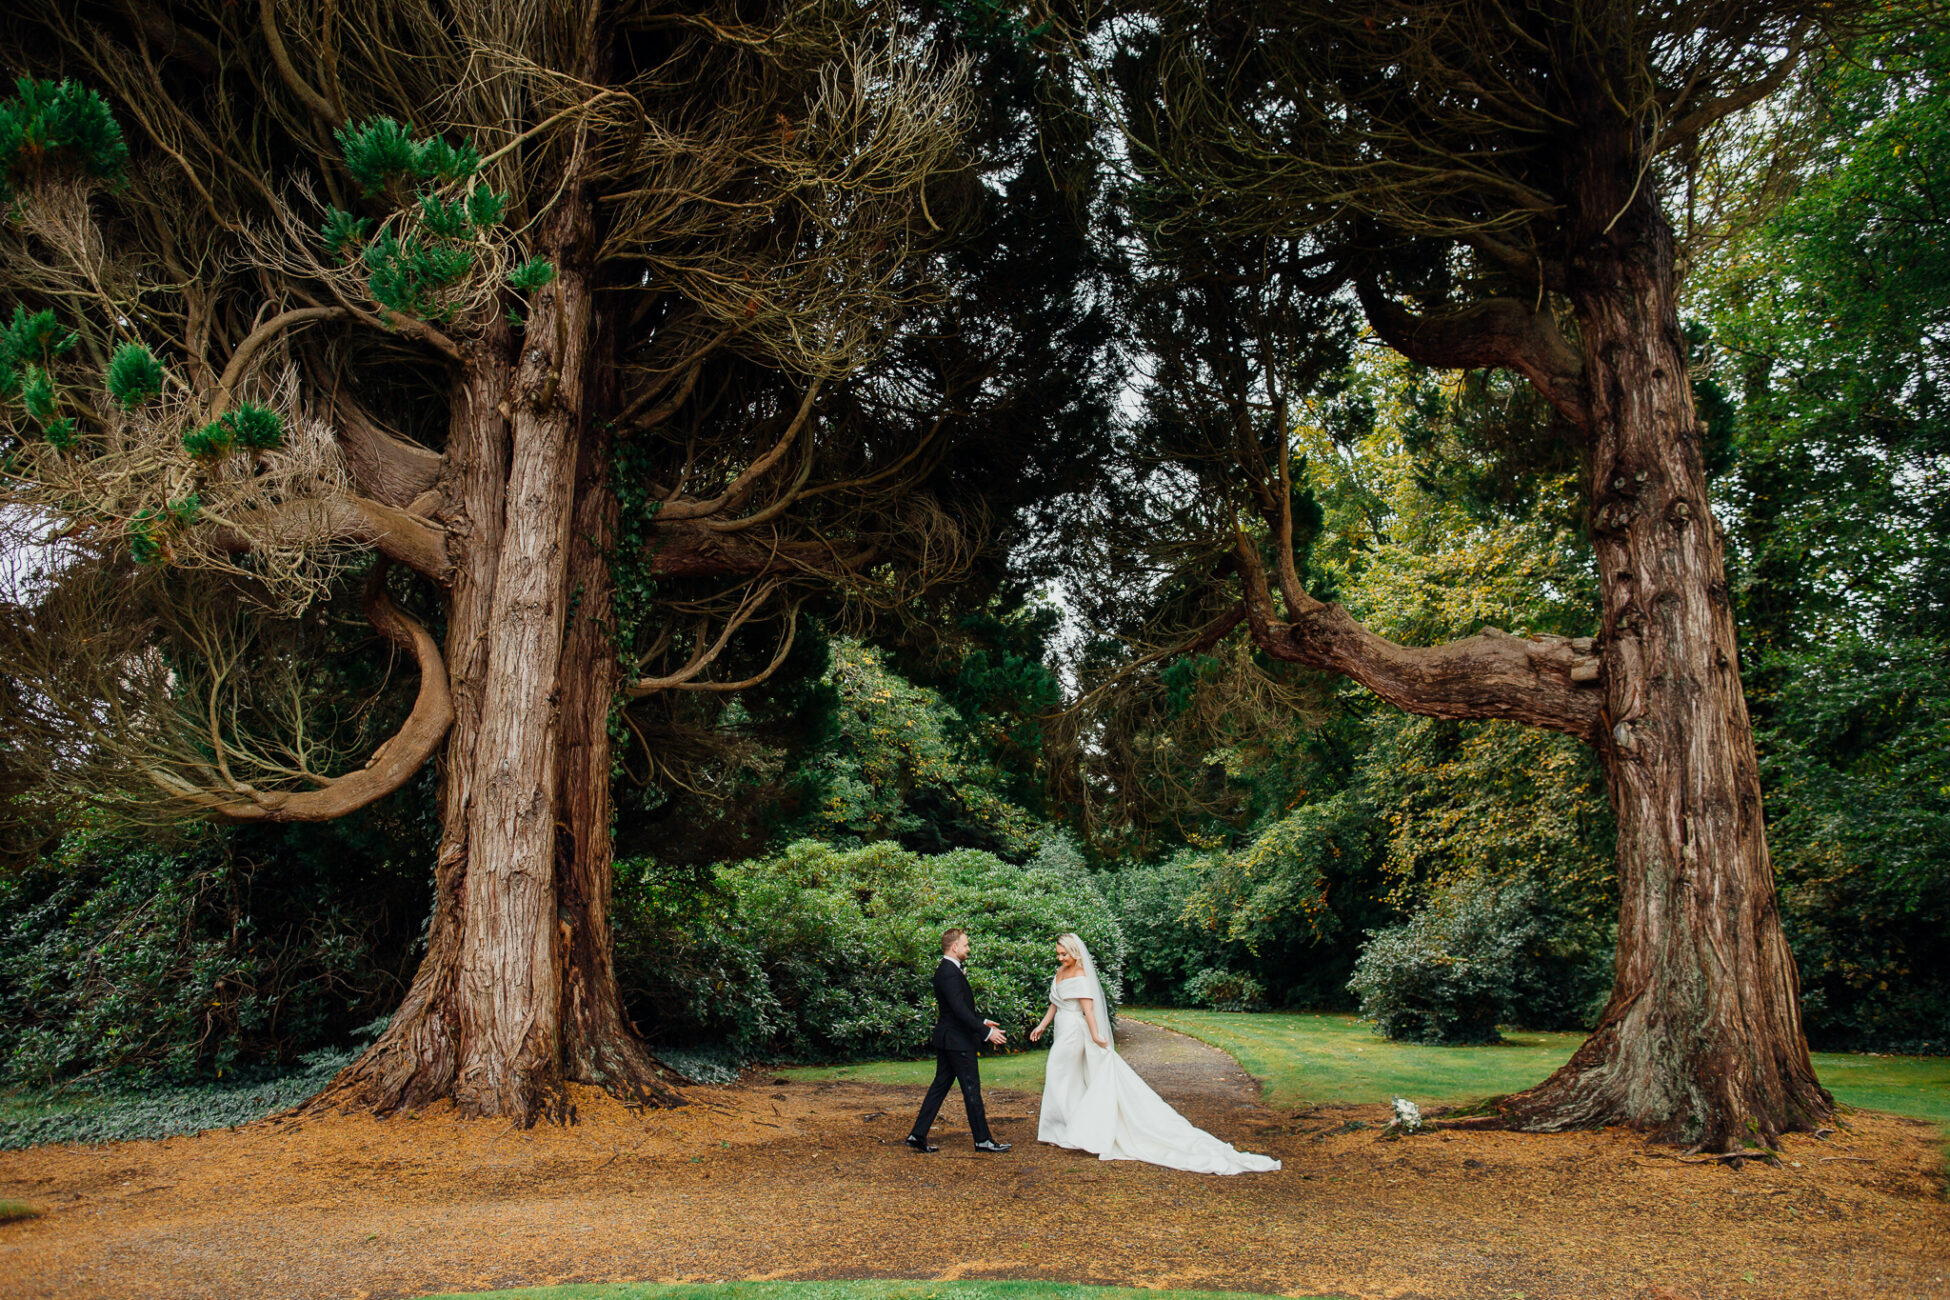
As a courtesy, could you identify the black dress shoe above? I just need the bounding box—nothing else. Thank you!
[904,1135,939,1152]
[974,1139,1012,1153]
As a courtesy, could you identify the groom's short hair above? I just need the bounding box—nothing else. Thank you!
[940,927,966,954]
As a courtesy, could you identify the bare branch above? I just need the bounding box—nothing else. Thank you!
[646,519,875,580]
[657,379,821,522]
[258,0,345,128]
[625,580,781,697]
[1231,531,1602,741]
[1665,29,1810,147]
[628,598,804,697]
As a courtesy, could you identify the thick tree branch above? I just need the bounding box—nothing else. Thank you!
[217,495,453,582]
[212,306,351,416]
[320,377,446,507]
[1467,230,1569,294]
[617,358,705,434]
[1233,532,1603,741]
[154,565,453,821]
[1357,279,1588,431]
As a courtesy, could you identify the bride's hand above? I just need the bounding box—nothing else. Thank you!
[1092,1036,1109,1049]
[1029,1024,1043,1042]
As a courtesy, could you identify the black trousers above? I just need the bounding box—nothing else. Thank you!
[909,1047,992,1144]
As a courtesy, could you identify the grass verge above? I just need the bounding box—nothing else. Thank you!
[0,1200,42,1224]
[420,1280,1330,1300]
[785,1008,1950,1127]
[1125,1008,1950,1125]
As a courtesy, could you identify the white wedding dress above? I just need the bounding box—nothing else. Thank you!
[1037,970,1280,1175]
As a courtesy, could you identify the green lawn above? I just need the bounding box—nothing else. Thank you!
[1807,1050,1950,1125]
[420,1282,1325,1300]
[786,1009,1950,1125]
[1127,1007,1950,1124]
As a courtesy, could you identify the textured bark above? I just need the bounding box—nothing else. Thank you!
[313,180,684,1123]
[557,383,685,1108]
[443,214,589,1120]
[1499,112,1830,1151]
[310,329,514,1117]
[215,496,452,581]
[329,391,444,508]
[1238,65,1831,1156]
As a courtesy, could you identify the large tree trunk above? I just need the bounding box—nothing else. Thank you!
[1502,115,1831,1153]
[556,295,684,1107]
[312,190,683,1123]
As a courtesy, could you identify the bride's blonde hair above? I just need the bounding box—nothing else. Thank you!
[1056,932,1085,963]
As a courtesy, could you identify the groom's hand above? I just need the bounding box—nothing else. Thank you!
[987,1026,1007,1046]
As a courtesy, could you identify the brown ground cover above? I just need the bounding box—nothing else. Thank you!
[0,1019,1944,1300]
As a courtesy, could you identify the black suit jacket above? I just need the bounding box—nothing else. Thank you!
[929,958,989,1052]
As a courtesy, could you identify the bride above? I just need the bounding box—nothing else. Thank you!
[1030,932,1280,1175]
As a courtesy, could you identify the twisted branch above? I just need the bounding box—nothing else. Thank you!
[154,564,454,821]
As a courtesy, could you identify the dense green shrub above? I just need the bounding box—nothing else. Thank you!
[1181,968,1267,1011]
[1096,852,1238,1004]
[0,806,431,1086]
[612,833,1125,1064]
[1346,877,1608,1044]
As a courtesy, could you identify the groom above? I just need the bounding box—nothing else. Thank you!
[906,927,1011,1153]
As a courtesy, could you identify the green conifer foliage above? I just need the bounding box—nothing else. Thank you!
[362,234,473,319]
[464,188,508,229]
[223,403,284,452]
[320,120,507,323]
[18,367,55,423]
[412,136,480,184]
[105,342,165,407]
[126,507,161,565]
[505,258,556,292]
[0,78,129,203]
[416,193,471,240]
[319,209,371,261]
[1,303,87,446]
[2,306,75,368]
[332,117,421,194]
[181,402,284,460]
[180,422,232,461]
